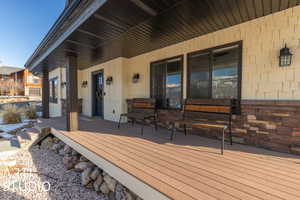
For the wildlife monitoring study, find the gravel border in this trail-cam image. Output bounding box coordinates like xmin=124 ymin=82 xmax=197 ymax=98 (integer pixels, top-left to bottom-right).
xmin=0 ymin=146 xmax=107 ymax=200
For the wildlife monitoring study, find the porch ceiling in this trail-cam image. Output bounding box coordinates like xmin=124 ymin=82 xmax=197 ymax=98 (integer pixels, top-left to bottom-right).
xmin=27 ymin=0 xmax=300 ymax=73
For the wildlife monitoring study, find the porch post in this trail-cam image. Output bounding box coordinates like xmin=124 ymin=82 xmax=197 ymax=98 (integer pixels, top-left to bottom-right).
xmin=42 ymin=66 xmax=49 ymax=118
xmin=66 ymin=53 xmax=78 ymax=131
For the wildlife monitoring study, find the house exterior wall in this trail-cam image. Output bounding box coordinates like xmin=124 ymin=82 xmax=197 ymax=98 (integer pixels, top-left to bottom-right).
xmin=0 ymin=70 xmax=24 ymax=96
xmin=49 ymin=68 xmax=63 ymax=117
xmin=49 ymin=6 xmax=300 ymax=154
xmin=78 ymin=57 xmax=128 ymax=121
xmin=125 ymin=6 xmax=300 ymax=100
xmin=24 ymin=69 xmax=42 ymax=97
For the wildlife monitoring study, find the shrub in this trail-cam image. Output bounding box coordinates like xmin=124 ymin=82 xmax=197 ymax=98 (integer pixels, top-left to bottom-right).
xmin=25 ymin=105 xmax=38 ymax=119
xmin=2 ymin=104 xmax=22 ymax=124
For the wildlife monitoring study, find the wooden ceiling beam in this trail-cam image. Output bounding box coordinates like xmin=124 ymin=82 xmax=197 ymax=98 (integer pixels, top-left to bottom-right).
xmin=94 ymin=14 xmax=127 ymax=30
xmin=77 ymin=28 xmax=105 ymax=40
xmin=66 ymin=39 xmax=95 ymax=49
xmin=130 ymin=0 xmax=157 ymax=16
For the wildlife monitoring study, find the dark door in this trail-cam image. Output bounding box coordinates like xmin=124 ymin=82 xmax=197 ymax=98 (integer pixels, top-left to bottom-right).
xmin=92 ymin=70 xmax=104 ymax=117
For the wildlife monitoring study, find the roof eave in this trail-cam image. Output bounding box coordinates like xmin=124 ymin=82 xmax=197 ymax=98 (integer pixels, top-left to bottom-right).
xmin=25 ymin=0 xmax=107 ymax=72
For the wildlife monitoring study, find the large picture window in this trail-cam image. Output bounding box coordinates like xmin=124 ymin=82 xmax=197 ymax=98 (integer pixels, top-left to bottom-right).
xmin=49 ymin=77 xmax=58 ymax=103
xmin=187 ymin=41 xmax=242 ymax=100
xmin=150 ymin=56 xmax=183 ymax=109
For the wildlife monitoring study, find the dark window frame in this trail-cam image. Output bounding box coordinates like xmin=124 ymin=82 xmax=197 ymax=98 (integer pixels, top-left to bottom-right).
xmin=187 ymin=41 xmax=243 ymax=101
xmin=49 ymin=77 xmax=58 ymax=103
xmin=150 ymin=55 xmax=184 ymax=110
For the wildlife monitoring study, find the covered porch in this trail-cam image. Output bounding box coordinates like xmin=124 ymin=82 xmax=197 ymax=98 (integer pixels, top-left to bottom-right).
xmin=38 ymin=117 xmax=300 ymax=200
xmin=25 ymin=0 xmax=300 ymax=154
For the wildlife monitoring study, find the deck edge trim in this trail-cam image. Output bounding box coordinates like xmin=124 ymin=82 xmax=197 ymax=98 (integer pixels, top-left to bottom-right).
xmin=50 ymin=127 xmax=171 ymax=200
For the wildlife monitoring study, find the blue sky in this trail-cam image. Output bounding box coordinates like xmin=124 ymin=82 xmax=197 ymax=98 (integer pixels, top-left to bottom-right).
xmin=0 ymin=0 xmax=65 ymax=67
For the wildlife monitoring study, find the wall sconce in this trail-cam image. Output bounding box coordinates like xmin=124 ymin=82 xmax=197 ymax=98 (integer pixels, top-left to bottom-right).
xmin=106 ymin=76 xmax=113 ymax=85
xmin=81 ymin=81 xmax=88 ymax=88
xmin=279 ymin=44 xmax=293 ymax=67
xmin=132 ymin=73 xmax=140 ymax=83
xmin=61 ymin=82 xmax=67 ymax=88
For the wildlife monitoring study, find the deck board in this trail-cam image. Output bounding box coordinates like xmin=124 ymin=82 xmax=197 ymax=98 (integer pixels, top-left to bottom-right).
xmin=38 ymin=118 xmax=300 ymax=200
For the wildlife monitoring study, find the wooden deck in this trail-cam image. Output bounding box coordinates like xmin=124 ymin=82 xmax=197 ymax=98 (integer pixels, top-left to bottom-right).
xmin=38 ymin=117 xmax=300 ymax=200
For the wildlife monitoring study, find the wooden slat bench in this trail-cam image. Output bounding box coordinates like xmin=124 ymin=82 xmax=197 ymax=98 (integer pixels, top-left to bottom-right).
xmin=170 ymin=99 xmax=238 ymax=154
xmin=118 ymin=98 xmax=157 ymax=135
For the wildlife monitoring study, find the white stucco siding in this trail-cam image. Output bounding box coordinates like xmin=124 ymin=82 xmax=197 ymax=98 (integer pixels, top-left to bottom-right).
xmin=79 ymin=58 xmax=128 ymax=121
xmin=49 ymin=68 xmax=63 ymax=117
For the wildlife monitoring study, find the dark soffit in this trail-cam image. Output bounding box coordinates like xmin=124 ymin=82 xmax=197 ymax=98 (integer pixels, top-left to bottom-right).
xmin=38 ymin=0 xmax=300 ymax=71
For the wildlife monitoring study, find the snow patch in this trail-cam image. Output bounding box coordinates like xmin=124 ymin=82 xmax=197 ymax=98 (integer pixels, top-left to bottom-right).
xmin=0 ymin=132 xmax=14 ymax=139
xmin=0 ymin=122 xmax=28 ymax=132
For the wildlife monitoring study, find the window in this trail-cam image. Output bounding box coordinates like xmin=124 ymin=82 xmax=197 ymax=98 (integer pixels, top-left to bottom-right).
xmin=188 ymin=42 xmax=241 ymax=100
xmin=33 ymin=78 xmax=39 ymax=84
xmin=49 ymin=77 xmax=58 ymax=103
xmin=28 ymin=74 xmax=40 ymax=84
xmin=29 ymin=87 xmax=41 ymax=96
xmin=150 ymin=56 xmax=183 ymax=109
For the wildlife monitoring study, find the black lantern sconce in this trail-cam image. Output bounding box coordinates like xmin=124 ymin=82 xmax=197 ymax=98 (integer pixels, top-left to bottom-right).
xmin=81 ymin=81 xmax=88 ymax=88
xmin=132 ymin=73 xmax=140 ymax=83
xmin=106 ymin=76 xmax=113 ymax=85
xmin=61 ymin=81 xmax=67 ymax=88
xmin=279 ymin=44 xmax=293 ymax=67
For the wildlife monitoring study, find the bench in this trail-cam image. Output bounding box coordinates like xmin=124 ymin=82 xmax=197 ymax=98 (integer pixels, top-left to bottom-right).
xmin=170 ymin=99 xmax=238 ymax=154
xmin=118 ymin=98 xmax=157 ymax=135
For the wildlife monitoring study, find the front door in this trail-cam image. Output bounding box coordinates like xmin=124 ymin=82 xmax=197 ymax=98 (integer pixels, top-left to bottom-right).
xmin=92 ymin=70 xmax=104 ymax=117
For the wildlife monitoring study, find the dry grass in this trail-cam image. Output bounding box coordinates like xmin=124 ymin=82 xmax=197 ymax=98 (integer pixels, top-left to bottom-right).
xmin=2 ymin=104 xmax=22 ymax=124
xmin=25 ymin=105 xmax=37 ymax=119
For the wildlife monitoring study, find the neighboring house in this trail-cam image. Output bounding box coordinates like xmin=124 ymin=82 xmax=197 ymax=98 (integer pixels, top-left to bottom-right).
xmin=25 ymin=0 xmax=300 ymax=153
xmin=0 ymin=66 xmax=25 ymax=96
xmin=0 ymin=66 xmax=41 ymax=97
xmin=23 ymin=68 xmax=42 ymax=98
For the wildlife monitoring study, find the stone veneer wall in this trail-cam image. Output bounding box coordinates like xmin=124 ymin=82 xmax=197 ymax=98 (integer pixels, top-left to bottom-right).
xmin=127 ymin=100 xmax=300 ymax=155
xmin=234 ymin=100 xmax=300 ymax=154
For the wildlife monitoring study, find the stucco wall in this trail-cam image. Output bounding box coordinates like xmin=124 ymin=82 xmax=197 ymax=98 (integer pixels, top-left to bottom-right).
xmin=49 ymin=68 xmax=63 ymax=117
xmin=126 ymin=6 xmax=300 ymax=100
xmin=79 ymin=58 xmax=128 ymax=121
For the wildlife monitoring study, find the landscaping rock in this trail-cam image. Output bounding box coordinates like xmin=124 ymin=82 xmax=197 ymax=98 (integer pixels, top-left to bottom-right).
xmin=51 ymin=142 xmax=64 ymax=153
xmin=115 ymin=183 xmax=126 ymax=200
xmin=63 ymin=154 xmax=78 ymax=170
xmin=79 ymin=155 xmax=89 ymax=162
xmin=74 ymin=162 xmax=94 ymax=172
xmin=100 ymin=182 xmax=110 ymax=194
xmin=125 ymin=191 xmax=134 ymax=200
xmin=58 ymin=148 xmax=65 ymax=156
xmin=71 ymin=149 xmax=79 ymax=156
xmin=40 ymin=137 xmax=53 ymax=149
xmin=109 ymin=192 xmax=116 ymax=200
xmin=104 ymin=174 xmax=117 ymax=192
xmin=85 ymin=181 xmax=93 ymax=189
xmin=63 ymin=145 xmax=72 ymax=154
xmin=53 ymin=137 xmax=60 ymax=143
xmin=90 ymin=167 xmax=101 ymax=180
xmin=81 ymin=168 xmax=93 ymax=186
xmin=93 ymin=174 xmax=104 ymax=192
